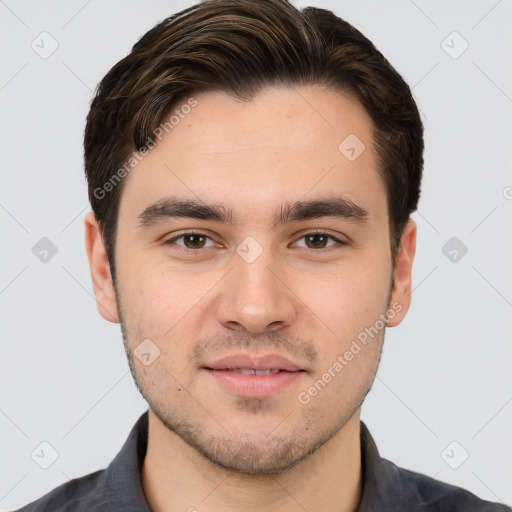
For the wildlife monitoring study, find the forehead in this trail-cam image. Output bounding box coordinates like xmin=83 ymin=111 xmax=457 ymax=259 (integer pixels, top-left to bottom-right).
xmin=172 ymin=85 xmax=375 ymax=157
xmin=118 ymin=85 xmax=386 ymax=225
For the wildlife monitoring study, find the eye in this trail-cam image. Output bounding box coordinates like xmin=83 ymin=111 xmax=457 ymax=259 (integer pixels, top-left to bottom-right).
xmin=292 ymin=232 xmax=346 ymax=250
xmin=163 ymin=231 xmax=347 ymax=253
xmin=164 ymin=232 xmax=217 ymax=251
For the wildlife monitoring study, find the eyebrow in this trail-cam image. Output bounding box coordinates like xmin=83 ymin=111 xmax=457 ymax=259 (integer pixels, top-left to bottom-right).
xmin=137 ymin=195 xmax=369 ymax=230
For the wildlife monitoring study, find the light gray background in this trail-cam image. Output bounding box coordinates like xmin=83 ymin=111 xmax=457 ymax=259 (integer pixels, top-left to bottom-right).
xmin=1 ymin=0 xmax=511 ymax=509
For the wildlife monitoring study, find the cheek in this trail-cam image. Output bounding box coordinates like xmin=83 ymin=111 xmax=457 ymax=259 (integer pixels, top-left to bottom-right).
xmin=115 ymin=262 xmax=181 ymax=338
xmin=293 ymin=264 xmax=391 ymax=339
xmin=116 ymin=258 xmax=224 ymax=343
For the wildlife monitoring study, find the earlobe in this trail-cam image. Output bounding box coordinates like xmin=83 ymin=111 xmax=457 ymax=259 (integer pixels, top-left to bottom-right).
xmin=387 ymin=219 xmax=417 ymax=327
xmin=84 ymin=211 xmax=120 ymax=323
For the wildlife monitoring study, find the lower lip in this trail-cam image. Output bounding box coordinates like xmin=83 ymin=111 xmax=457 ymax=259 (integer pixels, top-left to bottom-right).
xmin=204 ymin=369 xmax=305 ymax=398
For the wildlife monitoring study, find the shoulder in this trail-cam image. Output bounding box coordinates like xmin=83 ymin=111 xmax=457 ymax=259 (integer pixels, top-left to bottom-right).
xmin=387 ymin=459 xmax=511 ymax=511
xmin=13 ymin=412 xmax=150 ymax=512
xmin=12 ymin=470 xmax=107 ymax=512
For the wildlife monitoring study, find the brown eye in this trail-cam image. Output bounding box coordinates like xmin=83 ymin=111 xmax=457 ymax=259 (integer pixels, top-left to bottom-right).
xmin=294 ymin=233 xmax=345 ymax=250
xmin=164 ymin=233 xmax=216 ymax=251
xmin=304 ymin=234 xmax=330 ymax=249
xmin=182 ymin=234 xmax=207 ymax=249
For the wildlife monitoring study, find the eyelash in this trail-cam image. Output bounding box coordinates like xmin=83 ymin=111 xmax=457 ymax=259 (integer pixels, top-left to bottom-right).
xmin=163 ymin=231 xmax=347 ymax=254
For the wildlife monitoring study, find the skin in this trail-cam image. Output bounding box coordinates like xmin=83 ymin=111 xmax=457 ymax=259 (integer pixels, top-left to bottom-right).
xmin=85 ymin=85 xmax=416 ymax=512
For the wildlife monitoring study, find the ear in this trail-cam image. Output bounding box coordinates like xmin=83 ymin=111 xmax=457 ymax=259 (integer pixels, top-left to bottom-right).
xmin=84 ymin=211 xmax=120 ymax=323
xmin=387 ymin=219 xmax=416 ymax=327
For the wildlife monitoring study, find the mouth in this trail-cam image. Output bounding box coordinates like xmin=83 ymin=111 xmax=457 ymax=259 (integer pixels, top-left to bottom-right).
xmin=205 ymin=367 xmax=302 ymax=375
xmin=204 ymin=353 xmax=306 ymax=372
xmin=202 ymin=353 xmax=307 ymax=398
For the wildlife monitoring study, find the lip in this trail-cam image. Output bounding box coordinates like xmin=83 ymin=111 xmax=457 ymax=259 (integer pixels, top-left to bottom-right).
xmin=204 ymin=353 xmax=304 ymax=372
xmin=204 ymin=369 xmax=305 ymax=398
xmin=203 ymin=353 xmax=306 ymax=398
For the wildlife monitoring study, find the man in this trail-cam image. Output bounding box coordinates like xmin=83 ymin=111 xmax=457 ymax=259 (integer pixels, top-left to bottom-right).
xmin=15 ymin=0 xmax=511 ymax=510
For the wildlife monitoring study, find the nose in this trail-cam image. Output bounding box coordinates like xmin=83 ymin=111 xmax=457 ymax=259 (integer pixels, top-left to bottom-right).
xmin=214 ymin=248 xmax=297 ymax=336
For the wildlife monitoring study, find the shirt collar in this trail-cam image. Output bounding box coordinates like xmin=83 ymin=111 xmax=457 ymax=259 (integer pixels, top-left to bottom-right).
xmin=101 ymin=410 xmax=151 ymax=511
xmin=357 ymin=421 xmax=405 ymax=511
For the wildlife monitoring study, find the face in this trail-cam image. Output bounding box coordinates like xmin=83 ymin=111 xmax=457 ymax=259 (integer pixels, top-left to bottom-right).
xmin=86 ymin=85 xmax=415 ymax=474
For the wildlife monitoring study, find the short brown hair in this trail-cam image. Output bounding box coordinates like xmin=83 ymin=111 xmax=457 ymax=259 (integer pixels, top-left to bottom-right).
xmin=84 ymin=0 xmax=423 ymax=280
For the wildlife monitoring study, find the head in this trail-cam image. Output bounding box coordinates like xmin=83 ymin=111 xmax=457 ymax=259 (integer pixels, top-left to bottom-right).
xmin=85 ymin=0 xmax=422 ymax=474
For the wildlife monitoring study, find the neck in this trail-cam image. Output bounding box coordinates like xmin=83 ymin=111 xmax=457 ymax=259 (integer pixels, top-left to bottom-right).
xmin=141 ymin=408 xmax=363 ymax=512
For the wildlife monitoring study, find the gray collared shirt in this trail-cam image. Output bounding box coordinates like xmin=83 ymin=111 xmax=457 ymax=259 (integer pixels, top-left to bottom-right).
xmin=15 ymin=411 xmax=511 ymax=511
